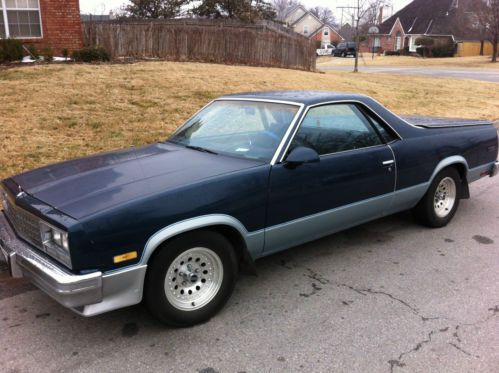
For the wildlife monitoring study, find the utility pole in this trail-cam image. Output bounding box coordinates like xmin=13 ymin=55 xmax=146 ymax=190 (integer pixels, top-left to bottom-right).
xmin=354 ymin=0 xmax=360 ymax=72
xmin=336 ymin=6 xmax=356 ymax=27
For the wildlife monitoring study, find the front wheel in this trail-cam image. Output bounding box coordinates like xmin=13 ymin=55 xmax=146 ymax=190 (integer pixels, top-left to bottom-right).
xmin=144 ymin=230 xmax=238 ymax=326
xmin=412 ymin=168 xmax=462 ymax=227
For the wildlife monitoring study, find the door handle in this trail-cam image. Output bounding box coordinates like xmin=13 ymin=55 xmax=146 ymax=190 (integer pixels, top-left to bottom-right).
xmin=382 ymin=160 xmax=394 ymax=166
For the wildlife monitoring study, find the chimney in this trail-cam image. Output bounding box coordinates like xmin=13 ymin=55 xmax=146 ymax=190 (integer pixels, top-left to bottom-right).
xmin=378 ymin=7 xmax=383 ymax=24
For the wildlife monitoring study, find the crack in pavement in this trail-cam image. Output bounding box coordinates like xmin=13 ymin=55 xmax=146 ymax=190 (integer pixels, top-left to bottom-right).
xmin=388 ymin=328 xmax=441 ymax=373
xmin=297 ymin=267 xmax=498 ymax=372
xmin=301 ymin=267 xmax=446 ymax=322
xmin=449 ymin=342 xmax=476 ymax=358
xmin=388 ymin=309 xmax=497 ymax=372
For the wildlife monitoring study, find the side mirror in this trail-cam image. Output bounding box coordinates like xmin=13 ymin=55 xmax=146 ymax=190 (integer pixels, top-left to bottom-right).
xmin=284 ymin=146 xmax=320 ymax=168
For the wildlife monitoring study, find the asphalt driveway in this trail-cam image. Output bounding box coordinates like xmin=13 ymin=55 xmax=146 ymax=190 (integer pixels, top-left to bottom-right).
xmin=1 ymin=176 xmax=498 ymax=372
xmin=319 ymin=65 xmax=499 ymax=83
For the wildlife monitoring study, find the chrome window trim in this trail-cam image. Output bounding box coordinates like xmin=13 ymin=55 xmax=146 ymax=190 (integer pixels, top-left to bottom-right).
xmin=170 ymin=98 xmax=305 ymax=166
xmin=315 ymin=143 xmax=388 ymax=159
xmin=277 ymin=100 xmax=404 ymax=164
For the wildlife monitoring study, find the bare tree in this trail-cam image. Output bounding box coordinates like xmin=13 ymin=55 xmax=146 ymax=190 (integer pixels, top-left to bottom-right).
xmin=272 ymin=0 xmax=301 ymax=22
xmin=121 ymin=0 xmax=188 ymax=19
xmin=352 ymin=0 xmax=391 ymax=72
xmin=472 ymin=0 xmax=499 ymax=62
xmin=309 ymin=6 xmax=337 ymax=26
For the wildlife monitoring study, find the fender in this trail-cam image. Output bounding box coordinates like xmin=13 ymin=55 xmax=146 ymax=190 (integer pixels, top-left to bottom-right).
xmin=428 ymin=155 xmax=469 ymax=185
xmin=141 ymin=214 xmax=265 ymax=265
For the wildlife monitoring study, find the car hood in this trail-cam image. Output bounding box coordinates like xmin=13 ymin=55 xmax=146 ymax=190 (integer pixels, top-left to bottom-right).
xmin=9 ymin=143 xmax=263 ymax=219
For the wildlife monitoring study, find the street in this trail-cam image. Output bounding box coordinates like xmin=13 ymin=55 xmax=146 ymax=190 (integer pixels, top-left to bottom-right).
xmin=319 ymin=64 xmax=499 ymax=83
xmin=1 ymin=176 xmax=498 ymax=372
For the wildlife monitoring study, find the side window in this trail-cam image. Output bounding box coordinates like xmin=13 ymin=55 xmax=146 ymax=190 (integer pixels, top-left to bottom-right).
xmin=290 ymin=104 xmax=383 ymax=156
xmin=361 ymin=108 xmax=398 ymax=143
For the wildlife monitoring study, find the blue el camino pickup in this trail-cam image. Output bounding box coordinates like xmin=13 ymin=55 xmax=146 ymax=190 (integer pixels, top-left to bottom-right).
xmin=1 ymin=91 xmax=498 ymax=326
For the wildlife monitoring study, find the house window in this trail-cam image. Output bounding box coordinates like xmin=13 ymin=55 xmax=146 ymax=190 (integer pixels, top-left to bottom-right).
xmin=303 ymin=25 xmax=309 ymax=35
xmin=0 ymin=0 xmax=42 ymax=39
xmin=374 ymin=36 xmax=380 ymax=47
xmin=395 ymin=31 xmax=402 ymax=50
xmin=323 ymin=28 xmax=329 ymax=36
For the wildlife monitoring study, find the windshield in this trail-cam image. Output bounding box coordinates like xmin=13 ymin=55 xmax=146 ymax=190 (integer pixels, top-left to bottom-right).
xmin=168 ymin=100 xmax=300 ymax=161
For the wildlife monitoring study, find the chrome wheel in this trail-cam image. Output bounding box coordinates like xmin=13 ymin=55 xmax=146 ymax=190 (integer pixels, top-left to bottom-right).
xmin=164 ymin=247 xmax=223 ymax=311
xmin=433 ymin=177 xmax=457 ymax=218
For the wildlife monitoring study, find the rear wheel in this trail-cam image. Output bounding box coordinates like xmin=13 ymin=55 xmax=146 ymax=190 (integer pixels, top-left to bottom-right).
xmin=145 ymin=230 xmax=238 ymax=326
xmin=412 ymin=168 xmax=462 ymax=227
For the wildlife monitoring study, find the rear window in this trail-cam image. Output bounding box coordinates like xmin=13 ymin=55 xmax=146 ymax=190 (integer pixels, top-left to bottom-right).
xmin=338 ymin=43 xmax=346 ymax=48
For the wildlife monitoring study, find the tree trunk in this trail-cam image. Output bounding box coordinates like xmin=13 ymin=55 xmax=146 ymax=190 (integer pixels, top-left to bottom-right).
xmin=480 ymin=40 xmax=484 ymax=56
xmin=493 ymin=35 xmax=498 ymax=63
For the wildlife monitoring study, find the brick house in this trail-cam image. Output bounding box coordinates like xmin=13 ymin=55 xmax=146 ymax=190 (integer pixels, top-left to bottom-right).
xmin=0 ymin=0 xmax=83 ymax=53
xmin=364 ymin=0 xmax=493 ymax=56
xmin=284 ymin=5 xmax=343 ymax=47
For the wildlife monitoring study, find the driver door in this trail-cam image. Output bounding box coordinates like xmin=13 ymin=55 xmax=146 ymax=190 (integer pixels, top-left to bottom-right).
xmin=264 ymin=103 xmax=396 ymax=254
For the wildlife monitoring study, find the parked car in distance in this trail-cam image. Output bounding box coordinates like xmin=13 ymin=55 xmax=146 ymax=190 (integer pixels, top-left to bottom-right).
xmin=333 ymin=42 xmax=357 ymax=57
xmin=1 ymin=91 xmax=498 ymax=327
xmin=316 ymin=44 xmax=336 ymax=56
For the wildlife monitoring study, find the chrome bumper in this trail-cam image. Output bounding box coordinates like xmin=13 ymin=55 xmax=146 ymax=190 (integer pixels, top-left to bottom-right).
xmin=0 ymin=212 xmax=147 ymax=316
xmin=492 ymin=161 xmax=499 ymax=177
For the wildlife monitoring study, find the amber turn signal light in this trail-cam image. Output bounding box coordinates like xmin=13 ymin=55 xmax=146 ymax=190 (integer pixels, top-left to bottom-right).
xmin=113 ymin=251 xmax=138 ymax=263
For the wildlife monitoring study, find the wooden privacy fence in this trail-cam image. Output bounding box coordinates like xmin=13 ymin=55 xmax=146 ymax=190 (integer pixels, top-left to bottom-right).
xmin=82 ymin=20 xmax=316 ymax=71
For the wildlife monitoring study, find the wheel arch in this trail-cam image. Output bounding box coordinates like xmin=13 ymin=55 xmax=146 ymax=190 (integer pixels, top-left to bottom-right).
xmin=427 ymin=156 xmax=470 ymax=199
xmin=141 ymin=215 xmax=263 ymax=271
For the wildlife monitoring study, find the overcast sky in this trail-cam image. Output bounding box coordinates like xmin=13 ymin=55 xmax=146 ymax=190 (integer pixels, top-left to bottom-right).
xmin=80 ymin=0 xmax=413 ymax=18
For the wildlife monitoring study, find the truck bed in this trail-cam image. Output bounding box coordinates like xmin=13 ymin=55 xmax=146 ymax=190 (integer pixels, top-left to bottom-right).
xmin=401 ymin=116 xmax=492 ymax=128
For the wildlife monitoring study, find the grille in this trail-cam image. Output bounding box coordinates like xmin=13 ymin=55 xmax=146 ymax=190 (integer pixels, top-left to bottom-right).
xmin=3 ymin=196 xmax=43 ymax=249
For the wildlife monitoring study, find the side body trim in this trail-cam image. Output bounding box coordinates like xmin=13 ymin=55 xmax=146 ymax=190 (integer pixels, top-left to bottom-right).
xmin=467 ymin=162 xmax=497 ymax=183
xmin=428 ymin=155 xmax=469 ymax=183
xmin=262 ymin=182 xmax=429 ymax=257
xmin=142 ymin=214 xmax=265 ymax=264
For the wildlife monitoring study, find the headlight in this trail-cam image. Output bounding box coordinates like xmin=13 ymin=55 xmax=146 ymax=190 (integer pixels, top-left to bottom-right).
xmin=40 ymin=221 xmax=72 ymax=268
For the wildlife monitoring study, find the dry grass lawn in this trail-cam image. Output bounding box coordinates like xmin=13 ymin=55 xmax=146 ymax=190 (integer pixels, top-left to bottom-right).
xmin=1 ymin=61 xmax=498 ymax=179
xmin=317 ymin=55 xmax=499 ymax=69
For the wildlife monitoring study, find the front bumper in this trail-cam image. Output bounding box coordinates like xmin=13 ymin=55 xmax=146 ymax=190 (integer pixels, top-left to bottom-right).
xmin=492 ymin=161 xmax=499 ymax=177
xmin=0 ymin=212 xmax=147 ymax=316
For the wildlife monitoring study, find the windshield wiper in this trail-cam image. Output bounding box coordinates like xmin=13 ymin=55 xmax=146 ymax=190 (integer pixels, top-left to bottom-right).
xmin=185 ymin=145 xmax=218 ymax=155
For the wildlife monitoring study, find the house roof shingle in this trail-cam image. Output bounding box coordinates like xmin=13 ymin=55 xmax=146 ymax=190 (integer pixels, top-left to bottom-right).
xmin=377 ymin=0 xmax=481 ymax=39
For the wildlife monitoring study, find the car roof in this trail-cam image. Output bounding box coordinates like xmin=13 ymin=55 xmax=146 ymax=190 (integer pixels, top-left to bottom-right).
xmin=219 ymin=90 xmax=369 ymax=106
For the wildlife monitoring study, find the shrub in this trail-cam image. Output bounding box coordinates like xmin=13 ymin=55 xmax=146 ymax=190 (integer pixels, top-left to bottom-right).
xmin=72 ymin=47 xmax=110 ymax=62
xmin=431 ymin=44 xmax=455 ymax=58
xmin=0 ymin=39 xmax=24 ymax=63
xmin=416 ymin=46 xmax=430 ymax=57
xmin=61 ymin=48 xmax=69 ymax=59
xmin=400 ymin=46 xmax=410 ymax=56
xmin=42 ymin=47 xmax=54 ymax=62
xmin=415 ymin=37 xmax=434 ymax=47
xmin=385 ymin=50 xmax=400 ymax=56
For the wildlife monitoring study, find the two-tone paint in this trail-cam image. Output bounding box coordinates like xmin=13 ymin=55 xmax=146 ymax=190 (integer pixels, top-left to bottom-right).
xmin=1 ymin=91 xmax=498 ymax=316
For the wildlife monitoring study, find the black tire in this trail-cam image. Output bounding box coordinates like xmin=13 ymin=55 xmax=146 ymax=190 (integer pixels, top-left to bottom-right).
xmin=144 ymin=230 xmax=238 ymax=327
xmin=412 ymin=167 xmax=462 ymax=228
